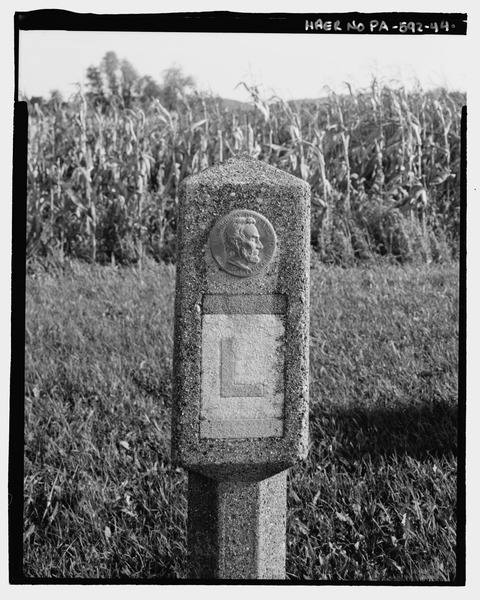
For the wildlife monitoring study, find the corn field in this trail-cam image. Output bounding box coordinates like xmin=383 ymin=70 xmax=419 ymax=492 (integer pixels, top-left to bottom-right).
xmin=25 ymin=82 xmax=464 ymax=266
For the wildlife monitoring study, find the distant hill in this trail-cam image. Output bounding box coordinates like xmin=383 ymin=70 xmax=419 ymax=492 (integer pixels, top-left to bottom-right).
xmin=217 ymin=96 xmax=330 ymax=112
xmin=216 ymin=98 xmax=252 ymax=111
xmin=291 ymin=97 xmax=331 ymax=106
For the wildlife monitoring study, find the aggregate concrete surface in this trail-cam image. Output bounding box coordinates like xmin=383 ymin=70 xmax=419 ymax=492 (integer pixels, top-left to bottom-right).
xmin=172 ymin=154 xmax=310 ymax=481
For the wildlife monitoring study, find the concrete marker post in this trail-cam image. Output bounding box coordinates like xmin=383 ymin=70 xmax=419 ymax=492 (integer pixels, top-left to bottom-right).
xmin=172 ymin=155 xmax=310 ymax=579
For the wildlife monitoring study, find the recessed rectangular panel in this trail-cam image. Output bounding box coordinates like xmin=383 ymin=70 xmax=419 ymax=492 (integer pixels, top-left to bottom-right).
xmin=201 ymin=313 xmax=285 ymax=439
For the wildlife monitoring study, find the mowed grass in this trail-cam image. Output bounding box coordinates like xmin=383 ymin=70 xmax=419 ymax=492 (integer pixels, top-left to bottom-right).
xmin=22 ymin=259 xmax=459 ymax=581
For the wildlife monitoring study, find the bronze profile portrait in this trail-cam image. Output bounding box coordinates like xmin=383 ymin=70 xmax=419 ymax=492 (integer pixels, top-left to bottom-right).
xmin=209 ymin=209 xmax=277 ymax=278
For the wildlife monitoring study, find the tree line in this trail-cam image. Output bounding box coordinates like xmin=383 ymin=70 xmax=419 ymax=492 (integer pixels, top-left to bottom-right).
xmin=26 ymin=52 xmax=197 ymax=111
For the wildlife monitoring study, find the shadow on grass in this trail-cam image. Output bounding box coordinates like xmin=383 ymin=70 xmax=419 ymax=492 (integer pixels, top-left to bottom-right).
xmin=309 ymin=399 xmax=458 ymax=462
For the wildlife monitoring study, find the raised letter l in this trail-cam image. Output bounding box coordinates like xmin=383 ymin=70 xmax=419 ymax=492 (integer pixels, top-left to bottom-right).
xmin=220 ymin=337 xmax=265 ymax=398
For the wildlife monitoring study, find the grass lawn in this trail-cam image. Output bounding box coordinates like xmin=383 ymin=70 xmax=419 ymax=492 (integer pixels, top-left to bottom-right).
xmin=21 ymin=259 xmax=460 ymax=581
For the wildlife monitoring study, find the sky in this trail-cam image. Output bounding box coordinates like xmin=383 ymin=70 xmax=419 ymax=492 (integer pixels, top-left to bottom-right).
xmin=18 ymin=29 xmax=467 ymax=102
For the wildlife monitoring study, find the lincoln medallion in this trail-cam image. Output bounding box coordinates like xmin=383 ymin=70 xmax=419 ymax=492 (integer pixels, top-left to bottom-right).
xmin=209 ymin=209 xmax=277 ymax=278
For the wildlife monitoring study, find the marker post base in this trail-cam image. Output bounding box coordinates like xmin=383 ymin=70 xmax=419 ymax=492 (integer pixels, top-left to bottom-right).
xmin=187 ymin=470 xmax=287 ymax=580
